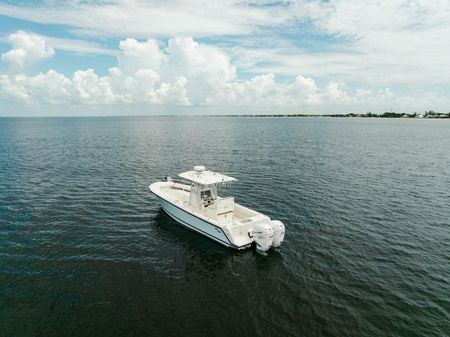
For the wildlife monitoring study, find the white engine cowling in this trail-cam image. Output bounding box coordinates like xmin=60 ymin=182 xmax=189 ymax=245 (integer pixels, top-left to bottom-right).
xmin=253 ymin=223 xmax=273 ymax=252
xmin=270 ymin=220 xmax=285 ymax=248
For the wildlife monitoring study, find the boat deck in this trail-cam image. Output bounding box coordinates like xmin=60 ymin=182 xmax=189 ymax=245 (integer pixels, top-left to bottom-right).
xmin=151 ymin=182 xmax=268 ymax=228
xmin=150 ymin=180 xmax=273 ymax=248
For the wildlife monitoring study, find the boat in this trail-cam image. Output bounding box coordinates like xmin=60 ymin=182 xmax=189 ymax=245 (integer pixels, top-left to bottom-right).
xmin=149 ymin=166 xmax=285 ymax=252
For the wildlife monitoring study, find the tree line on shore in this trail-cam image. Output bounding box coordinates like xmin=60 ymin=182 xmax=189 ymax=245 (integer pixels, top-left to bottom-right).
xmin=328 ymin=111 xmax=450 ymax=118
xmin=220 ymin=111 xmax=450 ymax=118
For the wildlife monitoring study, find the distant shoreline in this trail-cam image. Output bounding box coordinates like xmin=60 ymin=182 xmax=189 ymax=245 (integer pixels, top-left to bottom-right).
xmin=213 ymin=112 xmax=450 ymax=119
xmin=1 ymin=112 xmax=450 ymax=119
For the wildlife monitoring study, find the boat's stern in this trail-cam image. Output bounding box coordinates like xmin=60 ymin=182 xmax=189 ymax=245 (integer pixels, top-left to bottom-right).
xmin=226 ymin=208 xmax=286 ymax=252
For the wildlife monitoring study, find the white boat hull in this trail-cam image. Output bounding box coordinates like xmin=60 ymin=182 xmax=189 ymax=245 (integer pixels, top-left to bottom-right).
xmin=157 ymin=196 xmax=244 ymax=249
xmin=149 ymin=176 xmax=282 ymax=251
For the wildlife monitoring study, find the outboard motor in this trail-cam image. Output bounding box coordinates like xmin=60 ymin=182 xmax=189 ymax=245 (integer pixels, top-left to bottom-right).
xmin=270 ymin=220 xmax=285 ymax=248
xmin=253 ymin=223 xmax=273 ymax=252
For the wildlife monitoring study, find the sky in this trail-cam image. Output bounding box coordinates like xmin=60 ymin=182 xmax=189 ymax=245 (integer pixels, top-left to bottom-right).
xmin=0 ymin=0 xmax=449 ymax=116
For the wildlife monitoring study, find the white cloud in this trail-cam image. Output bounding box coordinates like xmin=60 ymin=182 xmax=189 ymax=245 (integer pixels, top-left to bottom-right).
xmin=157 ymin=76 xmax=190 ymax=106
xmin=114 ymin=37 xmax=235 ymax=103
xmin=42 ymin=36 xmax=116 ymax=56
xmin=0 ymin=74 xmax=31 ymax=103
xmin=0 ymin=32 xmax=116 ymax=57
xmin=118 ymin=38 xmax=164 ymax=73
xmin=163 ymin=37 xmax=236 ymax=103
xmin=1 ymin=34 xmax=449 ymax=113
xmin=0 ymin=70 xmax=72 ymax=104
xmin=0 ymin=1 xmax=290 ymax=38
xmin=72 ymin=69 xmax=117 ymax=104
xmin=1 ymin=31 xmax=54 ymax=70
xmin=225 ymin=1 xmax=450 ymax=88
xmin=1 ymin=0 xmax=450 ymax=91
xmin=1 ymin=65 xmax=449 ymax=113
xmin=292 ymin=0 xmax=450 ymax=86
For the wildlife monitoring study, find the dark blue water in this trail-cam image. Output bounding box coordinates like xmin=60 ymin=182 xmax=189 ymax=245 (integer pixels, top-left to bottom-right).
xmin=1 ymin=116 xmax=449 ymax=337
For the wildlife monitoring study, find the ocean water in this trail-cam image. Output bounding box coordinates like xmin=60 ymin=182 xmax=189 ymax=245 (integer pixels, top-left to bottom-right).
xmin=0 ymin=116 xmax=449 ymax=337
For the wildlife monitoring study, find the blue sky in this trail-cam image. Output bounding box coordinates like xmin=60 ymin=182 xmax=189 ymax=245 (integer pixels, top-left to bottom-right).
xmin=0 ymin=0 xmax=449 ymax=115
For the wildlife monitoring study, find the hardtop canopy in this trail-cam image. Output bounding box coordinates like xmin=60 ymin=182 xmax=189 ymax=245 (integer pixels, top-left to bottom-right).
xmin=178 ymin=167 xmax=236 ymax=186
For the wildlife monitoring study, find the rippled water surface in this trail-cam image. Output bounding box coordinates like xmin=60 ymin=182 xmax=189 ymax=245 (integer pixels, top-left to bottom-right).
xmin=1 ymin=116 xmax=449 ymax=337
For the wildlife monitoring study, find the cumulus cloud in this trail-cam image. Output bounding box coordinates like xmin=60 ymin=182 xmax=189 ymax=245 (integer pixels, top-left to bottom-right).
xmin=118 ymin=38 xmax=164 ymax=73
xmin=1 ymin=31 xmax=54 ymax=71
xmin=1 ymin=35 xmax=449 ymax=113
xmin=163 ymin=37 xmax=236 ymax=103
xmin=1 ymin=0 xmax=450 ymax=97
